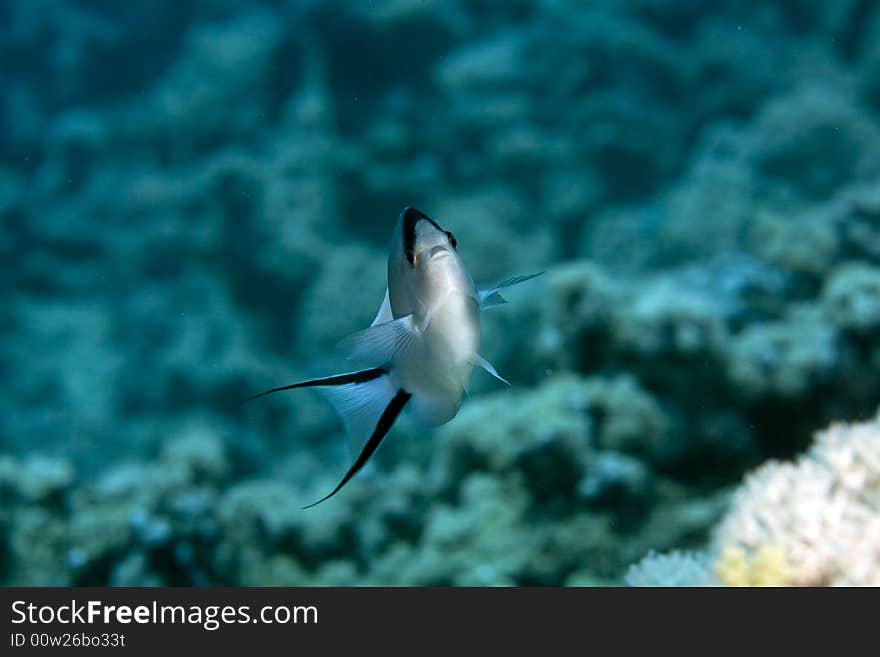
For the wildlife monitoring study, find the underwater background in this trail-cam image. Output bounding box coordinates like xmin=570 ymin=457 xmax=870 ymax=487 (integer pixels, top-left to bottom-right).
xmin=2 ymin=0 xmax=880 ymax=586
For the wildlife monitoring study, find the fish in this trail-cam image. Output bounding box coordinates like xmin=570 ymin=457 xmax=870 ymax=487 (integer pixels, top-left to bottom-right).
xmin=249 ymin=207 xmax=542 ymax=507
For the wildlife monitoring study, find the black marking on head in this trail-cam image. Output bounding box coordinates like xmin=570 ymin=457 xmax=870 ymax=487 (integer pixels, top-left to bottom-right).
xmin=446 ymin=231 xmax=457 ymax=249
xmin=400 ymin=206 xmax=444 ymax=266
xmin=245 ymin=367 xmax=388 ymax=403
xmin=302 ymin=389 xmax=412 ymax=508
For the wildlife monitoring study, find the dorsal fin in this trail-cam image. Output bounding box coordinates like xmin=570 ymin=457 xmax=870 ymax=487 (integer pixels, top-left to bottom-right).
xmin=371 ymin=289 xmax=393 ymax=326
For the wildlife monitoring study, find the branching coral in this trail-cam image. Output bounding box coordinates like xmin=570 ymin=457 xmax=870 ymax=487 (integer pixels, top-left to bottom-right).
xmin=714 ymin=415 xmax=880 ymax=586
xmin=624 ymin=550 xmax=715 ymax=587
xmin=628 ymin=414 xmax=880 ymax=586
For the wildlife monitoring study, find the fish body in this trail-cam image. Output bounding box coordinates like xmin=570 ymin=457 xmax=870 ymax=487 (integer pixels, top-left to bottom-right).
xmin=386 ymin=209 xmax=480 ymax=424
xmin=250 ymin=207 xmax=541 ymax=507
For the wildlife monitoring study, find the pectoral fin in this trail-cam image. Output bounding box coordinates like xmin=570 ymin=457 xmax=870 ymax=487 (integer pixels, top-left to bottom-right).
xmin=477 ymin=272 xmax=544 ymax=309
xmin=338 ymin=314 xmax=420 ymax=365
xmin=479 ymin=290 xmax=508 ymax=308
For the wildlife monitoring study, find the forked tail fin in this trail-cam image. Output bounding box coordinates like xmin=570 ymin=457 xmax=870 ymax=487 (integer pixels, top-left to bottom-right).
xmin=303 ymin=389 xmax=411 ymax=508
xmin=247 ymin=368 xmax=411 ymax=507
xmin=245 ymin=368 xmax=389 ymax=402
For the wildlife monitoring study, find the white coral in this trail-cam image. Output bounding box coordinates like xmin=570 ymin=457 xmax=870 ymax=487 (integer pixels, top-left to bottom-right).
xmin=624 ymin=551 xmax=715 ymax=587
xmin=714 ymin=416 xmax=880 ymax=586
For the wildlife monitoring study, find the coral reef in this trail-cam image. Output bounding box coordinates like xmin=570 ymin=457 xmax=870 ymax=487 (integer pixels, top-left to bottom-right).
xmin=626 ymin=415 xmax=880 ymax=586
xmin=0 ymin=377 xmax=726 ymax=586
xmin=3 ymin=1 xmax=880 ymax=585
xmin=624 ymin=551 xmax=715 ymax=587
xmin=712 ymin=417 xmax=880 ymax=586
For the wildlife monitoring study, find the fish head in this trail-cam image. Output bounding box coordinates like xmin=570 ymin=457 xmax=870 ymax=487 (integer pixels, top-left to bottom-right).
xmin=388 ymin=207 xmax=468 ymax=316
xmin=395 ymin=206 xmax=457 ymax=266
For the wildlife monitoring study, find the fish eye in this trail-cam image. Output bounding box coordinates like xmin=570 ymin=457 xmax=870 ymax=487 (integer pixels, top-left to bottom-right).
xmin=405 ymin=249 xmax=416 ymax=267
xmin=446 ymin=231 xmax=457 ymax=249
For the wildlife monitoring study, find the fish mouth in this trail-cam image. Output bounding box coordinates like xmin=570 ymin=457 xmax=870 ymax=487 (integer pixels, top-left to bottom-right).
xmin=429 ymin=245 xmax=451 ymax=259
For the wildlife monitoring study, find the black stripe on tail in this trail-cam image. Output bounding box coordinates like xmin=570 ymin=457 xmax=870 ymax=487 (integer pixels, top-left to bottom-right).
xmin=302 ymin=389 xmax=412 ymax=509
xmin=245 ymin=367 xmax=388 ymax=403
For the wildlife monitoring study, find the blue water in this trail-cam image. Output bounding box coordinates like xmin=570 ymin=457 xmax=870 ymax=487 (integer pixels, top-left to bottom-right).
xmin=2 ymin=0 xmax=879 ymax=586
